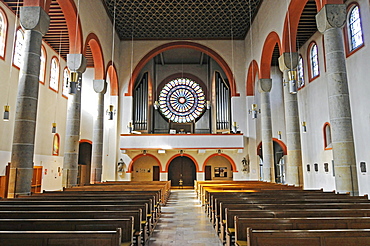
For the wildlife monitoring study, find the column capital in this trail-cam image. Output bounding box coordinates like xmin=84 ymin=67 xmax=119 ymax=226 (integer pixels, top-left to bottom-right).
xmin=93 ymin=79 xmax=107 ymax=94
xmin=258 ymin=79 xmax=272 ymax=93
xmin=67 ymin=54 xmax=87 ymax=73
xmin=316 ymin=4 xmax=346 ymax=33
xmin=20 ymin=6 xmax=49 ymax=35
xmin=278 ymin=52 xmax=298 ymax=72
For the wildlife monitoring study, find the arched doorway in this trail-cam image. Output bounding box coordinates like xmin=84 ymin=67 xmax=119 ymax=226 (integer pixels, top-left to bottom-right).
xmin=168 ymin=156 xmax=196 ymax=187
xmin=78 ymin=142 xmax=92 ymax=185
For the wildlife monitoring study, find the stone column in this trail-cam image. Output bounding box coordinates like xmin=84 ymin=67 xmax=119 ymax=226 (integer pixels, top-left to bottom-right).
xmin=278 ymin=53 xmax=303 ymax=186
xmin=62 ymin=54 xmax=87 ymax=188
xmin=8 ymin=7 xmax=49 ymax=198
xmin=258 ymin=79 xmax=275 ymax=182
xmin=90 ymin=79 xmax=107 ymax=183
xmin=316 ymin=4 xmax=359 ymax=195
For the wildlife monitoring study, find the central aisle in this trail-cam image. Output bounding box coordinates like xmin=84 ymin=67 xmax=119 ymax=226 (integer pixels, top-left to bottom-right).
xmin=148 ymin=189 xmax=223 ymax=246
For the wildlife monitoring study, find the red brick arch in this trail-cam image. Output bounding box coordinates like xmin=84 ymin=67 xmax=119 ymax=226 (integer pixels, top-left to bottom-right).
xmin=84 ymin=33 xmax=104 ymax=80
xmin=260 ymin=32 xmax=282 ymax=79
xmin=246 ymin=60 xmax=259 ymax=96
xmin=106 ymin=62 xmax=119 ymax=96
xmin=125 ymin=41 xmax=239 ymax=97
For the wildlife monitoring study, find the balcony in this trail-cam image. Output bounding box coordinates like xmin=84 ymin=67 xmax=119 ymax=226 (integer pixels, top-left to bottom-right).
xmin=120 ymin=133 xmax=245 ymax=151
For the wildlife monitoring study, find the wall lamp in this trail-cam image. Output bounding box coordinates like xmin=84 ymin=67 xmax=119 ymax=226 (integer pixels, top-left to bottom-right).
xmin=52 ymin=122 xmax=57 ymax=133
xmin=302 ymin=121 xmax=307 ymax=133
xmin=288 ymin=70 xmax=298 ymax=94
xmin=249 ymin=104 xmax=260 ymax=119
xmin=68 ymin=72 xmax=80 ymax=95
xmin=3 ymin=105 xmax=9 ymax=121
xmin=106 ymin=105 xmax=116 ymax=120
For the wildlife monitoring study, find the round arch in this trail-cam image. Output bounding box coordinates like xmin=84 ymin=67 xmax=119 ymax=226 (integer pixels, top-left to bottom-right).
xmin=57 ymin=0 xmax=83 ymax=54
xmin=257 ymin=138 xmax=288 ymax=156
xmin=282 ymin=0 xmax=322 ymax=53
xmin=125 ymin=41 xmax=239 ymax=97
xmin=260 ymin=32 xmax=282 ymax=79
xmin=84 ymin=33 xmax=105 ymax=80
xmin=165 ymin=153 xmax=200 ymax=172
xmin=79 ymin=139 xmax=92 ymax=144
xmin=203 ymin=153 xmax=238 ymax=173
xmin=106 ymin=62 xmax=119 ymax=96
xmin=126 ymin=153 xmax=162 ymax=174
xmin=246 ymin=60 xmax=259 ymax=96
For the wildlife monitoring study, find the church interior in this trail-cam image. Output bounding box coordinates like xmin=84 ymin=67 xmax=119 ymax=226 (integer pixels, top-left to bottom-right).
xmin=1 ymin=0 xmax=370 ymax=244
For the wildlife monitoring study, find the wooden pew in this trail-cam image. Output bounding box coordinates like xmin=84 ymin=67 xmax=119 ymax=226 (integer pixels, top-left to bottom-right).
xmin=240 ymin=228 xmax=370 ymax=246
xmin=0 ymin=218 xmax=133 ymax=245
xmin=234 ymin=216 xmax=370 ymax=246
xmin=0 ymin=229 xmax=122 ymax=246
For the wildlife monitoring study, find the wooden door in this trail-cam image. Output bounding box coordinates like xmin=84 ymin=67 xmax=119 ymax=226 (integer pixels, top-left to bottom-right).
xmin=31 ymin=166 xmax=42 ymax=193
xmin=168 ymin=156 xmax=196 ymax=187
xmin=205 ymin=165 xmax=212 ymax=180
xmin=153 ymin=166 xmax=160 ymax=181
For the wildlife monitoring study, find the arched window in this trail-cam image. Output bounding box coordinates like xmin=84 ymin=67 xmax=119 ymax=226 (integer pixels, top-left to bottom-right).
xmin=39 ymin=45 xmax=46 ymax=84
xmin=49 ymin=57 xmax=60 ymax=92
xmin=52 ymin=133 xmax=60 ymax=156
xmin=13 ymin=28 xmax=24 ymax=68
xmin=297 ymin=55 xmax=305 ymax=89
xmin=348 ymin=4 xmax=363 ymax=52
xmin=323 ymin=122 xmax=332 ymax=150
xmin=308 ymin=42 xmax=319 ymax=80
xmin=0 ymin=8 xmax=7 ymax=59
xmin=62 ymin=67 xmax=69 ymax=98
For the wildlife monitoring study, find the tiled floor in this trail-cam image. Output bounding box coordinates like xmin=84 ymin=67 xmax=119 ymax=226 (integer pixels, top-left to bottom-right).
xmin=148 ymin=189 xmax=223 ymax=246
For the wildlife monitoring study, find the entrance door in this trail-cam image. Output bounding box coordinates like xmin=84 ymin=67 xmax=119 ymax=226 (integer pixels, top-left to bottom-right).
xmin=168 ymin=156 xmax=196 ymax=187
xmin=153 ymin=166 xmax=160 ymax=181
xmin=205 ymin=166 xmax=212 ymax=180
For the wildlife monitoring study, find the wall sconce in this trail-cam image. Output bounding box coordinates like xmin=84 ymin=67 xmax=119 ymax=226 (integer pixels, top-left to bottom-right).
xmin=179 ymin=150 xmax=184 ymax=156
xmin=142 ymin=150 xmax=147 ymax=155
xmin=288 ymin=70 xmax=298 ymax=94
xmin=232 ymin=122 xmax=238 ymax=133
xmin=3 ymin=105 xmax=9 ymax=121
xmin=217 ymin=149 xmax=222 ymax=155
xmin=52 ymin=122 xmax=57 ymax=133
xmin=68 ymin=71 xmax=80 ymax=95
xmin=106 ymin=105 xmax=116 ymax=120
xmin=206 ymin=100 xmax=211 ymax=110
xmin=153 ymin=100 xmax=159 ymax=110
xmin=301 ymin=121 xmax=307 ymax=132
xmin=278 ymin=131 xmax=282 ymax=140
xmin=117 ymin=158 xmax=125 ymax=172
xmin=249 ymin=104 xmax=260 ymax=119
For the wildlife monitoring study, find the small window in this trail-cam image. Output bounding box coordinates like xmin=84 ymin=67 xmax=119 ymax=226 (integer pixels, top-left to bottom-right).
xmin=49 ymin=57 xmax=60 ymax=92
xmin=307 ymin=164 xmax=310 ymax=172
xmin=323 ymin=122 xmax=332 ymax=150
xmin=324 ymin=163 xmax=329 ymax=173
xmin=13 ymin=28 xmax=24 ymax=68
xmin=360 ymin=162 xmax=366 ymax=173
xmin=62 ymin=67 xmax=69 ymax=98
xmin=0 ymin=8 xmax=8 ymax=59
xmin=297 ymin=55 xmax=305 ymax=88
xmin=348 ymin=5 xmax=363 ymax=52
xmin=309 ymin=42 xmax=319 ymax=80
xmin=52 ymin=133 xmax=60 ymax=156
xmin=39 ymin=45 xmax=46 ymax=84
xmin=314 ymin=163 xmax=318 ymax=172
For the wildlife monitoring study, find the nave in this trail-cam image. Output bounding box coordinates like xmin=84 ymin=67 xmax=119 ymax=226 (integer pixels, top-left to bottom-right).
xmin=148 ymin=189 xmax=223 ymax=246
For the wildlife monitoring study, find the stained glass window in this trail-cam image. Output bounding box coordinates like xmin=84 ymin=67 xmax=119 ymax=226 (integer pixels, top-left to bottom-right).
xmin=297 ymin=55 xmax=304 ymax=88
xmin=348 ymin=5 xmax=363 ymax=51
xmin=49 ymin=57 xmax=60 ymax=92
xmin=310 ymin=43 xmax=319 ymax=78
xmin=158 ymin=78 xmax=206 ymax=123
xmin=0 ymin=10 xmax=7 ymax=58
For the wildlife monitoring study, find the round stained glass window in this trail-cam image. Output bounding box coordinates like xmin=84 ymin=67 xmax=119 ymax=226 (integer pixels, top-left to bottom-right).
xmin=158 ymin=78 xmax=206 ymax=123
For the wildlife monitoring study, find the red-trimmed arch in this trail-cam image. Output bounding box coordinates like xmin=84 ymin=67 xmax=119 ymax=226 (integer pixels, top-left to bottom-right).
xmin=246 ymin=60 xmax=259 ymax=96
xmin=125 ymin=41 xmax=239 ymax=97
xmin=106 ymin=62 xmax=119 ymax=96
xmin=203 ymin=153 xmax=238 ymax=173
xmin=282 ymin=0 xmax=321 ymax=53
xmin=79 ymin=139 xmax=92 ymax=144
xmin=126 ymin=153 xmax=162 ymax=174
xmin=260 ymin=32 xmax=282 ymax=79
xmin=165 ymin=153 xmax=200 ymax=173
xmin=57 ymin=0 xmax=83 ymax=54
xmin=257 ymin=138 xmax=288 ymax=156
xmin=84 ymin=33 xmax=104 ymax=80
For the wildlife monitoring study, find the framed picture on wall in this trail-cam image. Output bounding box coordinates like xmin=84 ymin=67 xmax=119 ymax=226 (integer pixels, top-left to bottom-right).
xmin=214 ymin=167 xmax=227 ymax=177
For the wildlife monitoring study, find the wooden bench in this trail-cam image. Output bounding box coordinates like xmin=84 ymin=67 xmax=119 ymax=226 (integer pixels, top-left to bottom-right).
xmin=237 ymin=228 xmax=370 ymax=246
xmin=234 ymin=216 xmax=370 ymax=246
xmin=0 ymin=229 xmax=123 ymax=246
xmin=0 ymin=218 xmax=133 ymax=245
